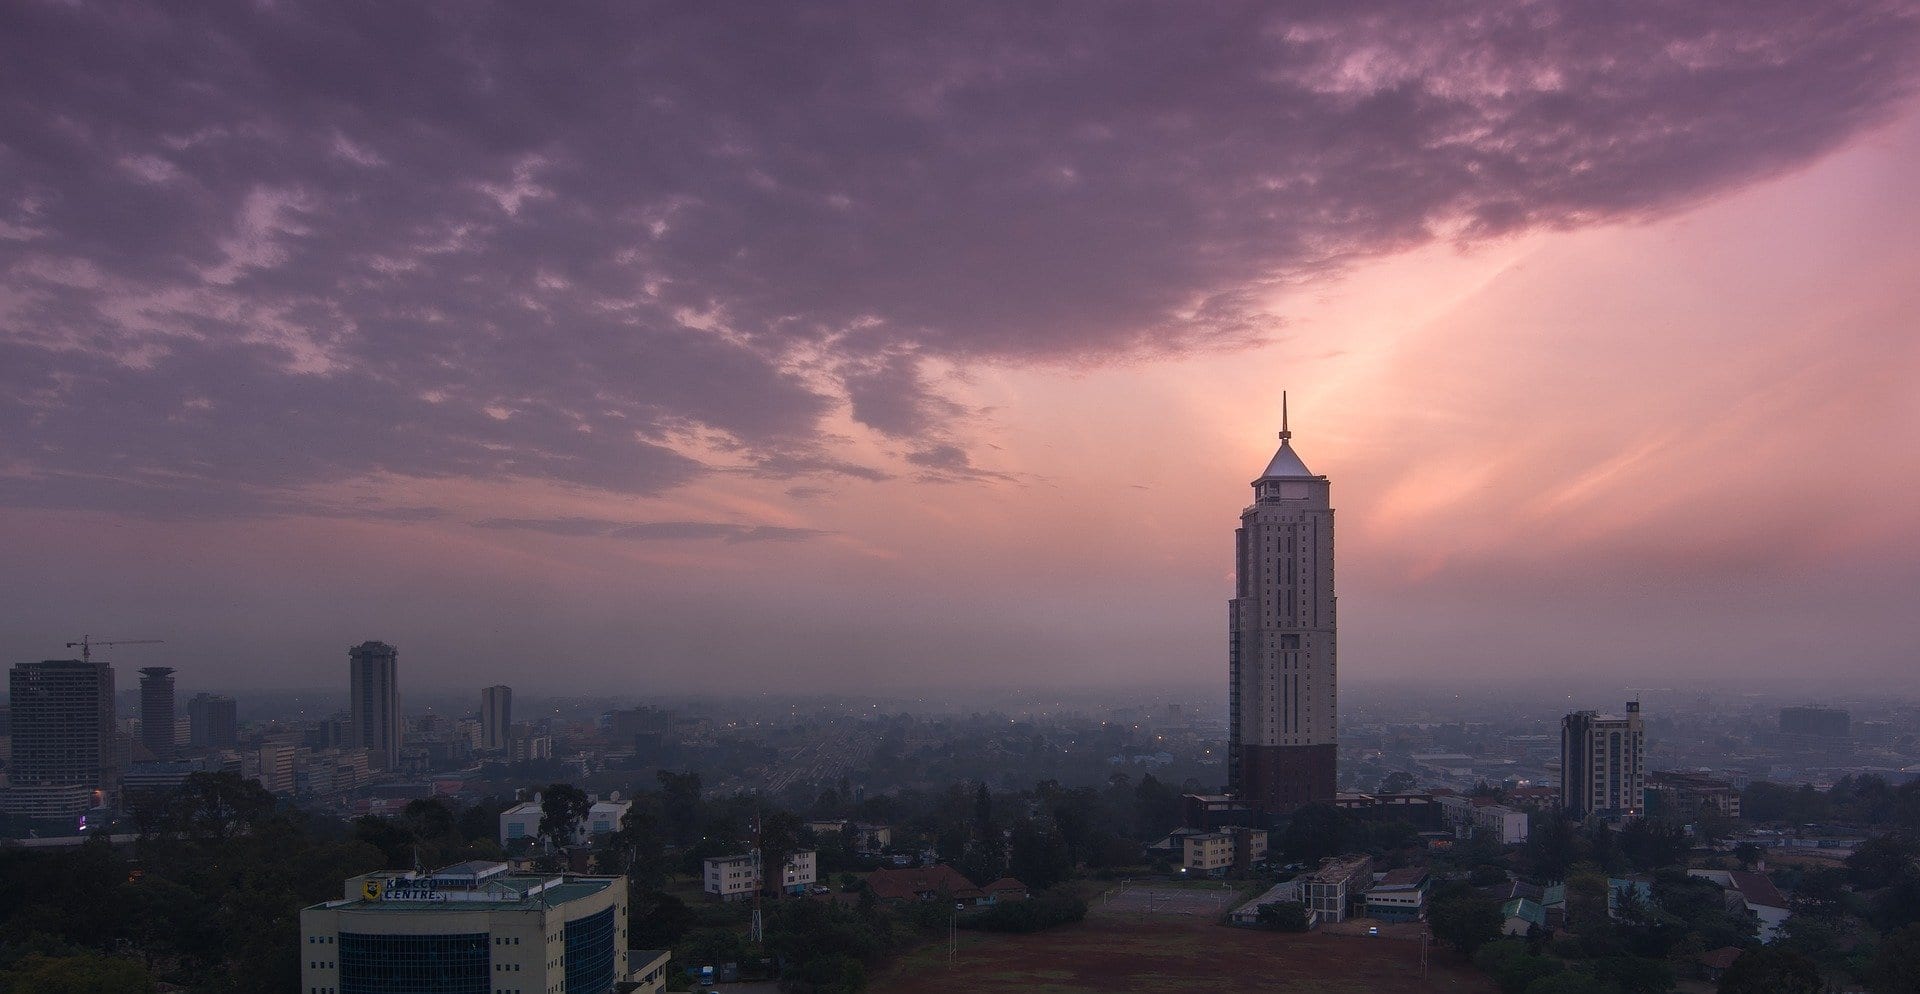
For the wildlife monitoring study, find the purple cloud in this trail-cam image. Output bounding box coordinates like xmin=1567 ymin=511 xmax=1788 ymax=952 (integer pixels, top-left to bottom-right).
xmin=472 ymin=516 xmax=830 ymax=543
xmin=2 ymin=1 xmax=1916 ymax=513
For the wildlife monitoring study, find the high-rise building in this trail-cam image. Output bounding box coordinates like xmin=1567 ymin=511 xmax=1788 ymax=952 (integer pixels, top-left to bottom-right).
xmin=1227 ymin=396 xmax=1338 ymax=814
xmin=1561 ymin=702 xmax=1646 ymax=821
xmin=138 ymin=666 xmax=177 ymax=761
xmin=348 ymin=641 xmax=401 ymax=771
xmin=187 ymin=693 xmax=238 ymax=750
xmin=6 ymin=660 xmax=118 ymax=804
xmin=482 ymin=684 xmax=512 ymax=752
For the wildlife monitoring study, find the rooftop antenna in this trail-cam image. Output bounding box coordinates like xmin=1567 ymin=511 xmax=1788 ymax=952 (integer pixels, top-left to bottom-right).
xmin=1278 ymin=391 xmax=1291 ymax=442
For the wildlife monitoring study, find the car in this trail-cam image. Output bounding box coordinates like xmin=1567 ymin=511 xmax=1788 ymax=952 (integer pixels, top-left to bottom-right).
xmin=1368 ymin=926 xmax=1380 ymax=936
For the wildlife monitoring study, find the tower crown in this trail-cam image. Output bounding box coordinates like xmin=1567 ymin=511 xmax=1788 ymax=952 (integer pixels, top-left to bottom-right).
xmin=1255 ymin=392 xmax=1317 ymax=482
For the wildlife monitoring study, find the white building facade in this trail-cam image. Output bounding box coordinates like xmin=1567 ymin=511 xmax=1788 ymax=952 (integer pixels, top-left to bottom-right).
xmin=702 ymin=850 xmax=817 ymax=900
xmin=1561 ymin=703 xmax=1646 ymax=821
xmin=300 ymin=861 xmax=631 ymax=994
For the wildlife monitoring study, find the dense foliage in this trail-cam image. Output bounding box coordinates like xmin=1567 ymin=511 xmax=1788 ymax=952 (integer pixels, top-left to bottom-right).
xmin=960 ymin=886 xmax=1088 ymax=933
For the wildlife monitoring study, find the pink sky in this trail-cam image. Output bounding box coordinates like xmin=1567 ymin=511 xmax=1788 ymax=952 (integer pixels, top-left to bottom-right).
xmin=3 ymin=4 xmax=1918 ymax=694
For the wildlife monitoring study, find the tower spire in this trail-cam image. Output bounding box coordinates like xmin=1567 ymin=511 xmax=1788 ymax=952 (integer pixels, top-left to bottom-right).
xmin=1279 ymin=391 xmax=1291 ymax=441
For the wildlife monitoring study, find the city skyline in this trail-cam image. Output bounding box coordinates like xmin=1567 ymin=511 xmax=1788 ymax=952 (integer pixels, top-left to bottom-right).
xmin=3 ymin=4 xmax=1920 ymax=694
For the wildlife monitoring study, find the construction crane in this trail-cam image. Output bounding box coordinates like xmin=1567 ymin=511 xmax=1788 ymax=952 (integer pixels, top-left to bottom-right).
xmin=65 ymin=636 xmax=163 ymax=661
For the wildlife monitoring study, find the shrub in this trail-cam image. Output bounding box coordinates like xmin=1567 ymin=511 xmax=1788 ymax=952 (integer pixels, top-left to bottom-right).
xmin=959 ymin=886 xmax=1088 ymax=934
xmin=1255 ymin=901 xmax=1310 ymax=932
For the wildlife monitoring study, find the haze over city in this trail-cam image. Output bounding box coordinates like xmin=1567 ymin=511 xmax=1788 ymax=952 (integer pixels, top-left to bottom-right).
xmin=4 ymin=2 xmax=1919 ymax=694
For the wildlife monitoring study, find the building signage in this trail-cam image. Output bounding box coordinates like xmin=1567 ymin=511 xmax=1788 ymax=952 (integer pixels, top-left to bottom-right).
xmin=364 ymin=877 xmax=447 ymax=902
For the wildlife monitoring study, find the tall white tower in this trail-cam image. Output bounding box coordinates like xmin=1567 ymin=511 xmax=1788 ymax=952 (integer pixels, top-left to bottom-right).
xmin=1228 ymin=395 xmax=1337 ymax=813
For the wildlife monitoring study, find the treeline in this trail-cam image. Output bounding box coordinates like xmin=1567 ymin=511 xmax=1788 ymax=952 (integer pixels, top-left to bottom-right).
xmin=1740 ymin=774 xmax=1920 ymax=830
xmin=1420 ymin=778 xmax=1920 ymax=994
xmin=0 ymin=774 xmax=388 ymax=993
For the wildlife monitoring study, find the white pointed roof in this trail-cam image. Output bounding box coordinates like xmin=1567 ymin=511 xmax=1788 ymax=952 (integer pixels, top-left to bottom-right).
xmin=1258 ymin=439 xmax=1314 ymax=480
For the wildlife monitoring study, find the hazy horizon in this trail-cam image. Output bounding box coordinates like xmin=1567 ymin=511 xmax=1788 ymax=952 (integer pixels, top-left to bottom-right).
xmin=4 ymin=4 xmax=1918 ymax=695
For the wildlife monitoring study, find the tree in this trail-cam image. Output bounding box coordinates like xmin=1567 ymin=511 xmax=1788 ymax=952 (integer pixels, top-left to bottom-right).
xmin=1732 ymin=842 xmax=1764 ymax=871
xmin=1470 ymin=863 xmax=1510 ymax=887
xmin=1133 ymin=774 xmax=1182 ymax=837
xmin=0 ymin=953 xmax=154 ymax=994
xmin=629 ymin=889 xmax=695 ymax=951
xmin=1591 ymin=955 xmax=1674 ymax=994
xmin=1430 ymin=883 xmax=1502 ymax=955
xmin=1870 ymin=923 xmax=1920 ymax=994
xmin=159 ymin=772 xmax=278 ymax=844
xmin=1872 ymin=865 xmax=1920 ymax=933
xmin=958 ymin=840 xmax=1007 ymax=887
xmin=607 ymin=802 xmax=670 ymax=889
xmin=656 ymin=770 xmax=703 ymax=846
xmin=1008 ymin=819 xmax=1072 ymax=891
xmin=1522 ymin=816 xmax=1579 ymax=880
xmin=1851 ymin=836 xmax=1919 ymax=889
xmin=1472 ymin=939 xmax=1561 ymax=994
xmin=1717 ymin=947 xmax=1821 ymax=994
xmin=974 ymin=782 xmax=993 ymax=840
xmin=538 ymin=783 xmax=592 ymax=849
xmin=1522 ymin=974 xmax=1615 ymax=994
xmin=1379 ymin=771 xmax=1417 ymax=795
xmin=1256 ymin=901 xmax=1310 ymax=932
xmin=758 ymin=809 xmax=805 ymax=899
xmin=1280 ymin=804 xmax=1346 ymax=864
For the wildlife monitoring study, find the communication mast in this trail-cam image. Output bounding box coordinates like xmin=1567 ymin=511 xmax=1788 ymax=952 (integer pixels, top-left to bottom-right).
xmin=749 ymin=809 xmax=765 ymax=946
xmin=65 ymin=635 xmax=163 ymax=661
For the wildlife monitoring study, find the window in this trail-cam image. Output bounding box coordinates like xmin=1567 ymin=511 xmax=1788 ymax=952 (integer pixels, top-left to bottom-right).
xmin=564 ymin=908 xmax=617 ymax=994
xmin=339 ymin=931 xmax=489 ymax=994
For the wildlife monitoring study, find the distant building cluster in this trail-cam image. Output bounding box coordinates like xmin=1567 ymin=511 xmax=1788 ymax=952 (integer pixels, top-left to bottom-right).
xmin=0 ymin=638 xmax=550 ymax=828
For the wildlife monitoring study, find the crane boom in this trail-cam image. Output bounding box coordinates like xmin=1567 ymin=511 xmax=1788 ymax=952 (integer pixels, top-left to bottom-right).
xmin=64 ymin=635 xmax=164 ymax=661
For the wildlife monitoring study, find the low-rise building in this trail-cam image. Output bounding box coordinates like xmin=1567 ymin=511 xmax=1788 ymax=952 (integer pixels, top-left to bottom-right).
xmin=299 ymin=860 xmax=631 ymax=994
xmin=1302 ymin=854 xmax=1374 ymax=924
xmin=630 ymin=948 xmax=672 ymax=994
xmin=585 ymin=796 xmax=630 ymax=837
xmin=499 ymin=792 xmax=628 ymax=848
xmin=1366 ymin=867 xmax=1430 ymax=922
xmin=1437 ymin=794 xmax=1530 ymax=845
xmin=1501 ymin=897 xmax=1547 ymax=936
xmin=702 ymin=849 xmax=817 ymax=901
xmin=804 ymin=819 xmax=892 ymax=852
xmin=1688 ymin=869 xmax=1790 ymax=943
xmin=500 ymin=798 xmax=544 ymax=847
xmin=1229 ymin=879 xmax=1303 ymax=926
xmin=1647 ymin=771 xmax=1742 ymax=820
xmin=1181 ymin=826 xmax=1268 ymax=874
xmin=860 ymin=865 xmax=1027 ymax=906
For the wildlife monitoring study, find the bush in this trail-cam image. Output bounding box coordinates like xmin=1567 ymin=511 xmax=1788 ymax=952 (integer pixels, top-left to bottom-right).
xmin=1255 ymin=901 xmax=1310 ymax=932
xmin=959 ymin=886 xmax=1088 ymax=934
xmin=1473 ymin=938 xmax=1562 ymax=994
xmin=1470 ymin=864 xmax=1510 ymax=887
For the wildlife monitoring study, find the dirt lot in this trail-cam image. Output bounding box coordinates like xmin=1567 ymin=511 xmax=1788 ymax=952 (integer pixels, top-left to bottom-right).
xmin=875 ymin=917 xmax=1497 ymax=994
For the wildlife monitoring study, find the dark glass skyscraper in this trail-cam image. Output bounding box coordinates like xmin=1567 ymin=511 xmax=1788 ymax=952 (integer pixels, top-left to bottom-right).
xmin=139 ymin=666 xmax=177 ymax=761
xmin=8 ymin=659 xmax=117 ymax=793
xmin=348 ymin=641 xmax=400 ymax=770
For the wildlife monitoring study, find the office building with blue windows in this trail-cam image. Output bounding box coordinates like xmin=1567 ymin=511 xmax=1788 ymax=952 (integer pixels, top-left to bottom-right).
xmin=299 ymin=860 xmax=639 ymax=994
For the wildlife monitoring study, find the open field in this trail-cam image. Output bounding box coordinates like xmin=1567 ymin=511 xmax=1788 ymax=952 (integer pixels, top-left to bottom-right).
xmin=877 ymin=918 xmax=1497 ymax=994
xmin=1093 ymin=882 xmax=1246 ymax=919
